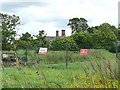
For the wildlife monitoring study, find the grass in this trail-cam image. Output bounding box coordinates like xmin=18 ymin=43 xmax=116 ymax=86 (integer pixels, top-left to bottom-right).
xmin=2 ymin=61 xmax=118 ymax=88
xmin=2 ymin=49 xmax=118 ymax=88
xmin=16 ymin=49 xmax=116 ymax=64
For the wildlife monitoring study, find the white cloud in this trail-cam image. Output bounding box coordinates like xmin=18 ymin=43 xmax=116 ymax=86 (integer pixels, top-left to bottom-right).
xmin=19 ymin=21 xmax=71 ymax=36
xmin=1 ymin=0 xmax=120 ymax=36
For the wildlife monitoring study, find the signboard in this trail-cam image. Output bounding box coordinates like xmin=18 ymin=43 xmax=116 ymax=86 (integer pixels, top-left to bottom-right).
xmin=80 ymin=49 xmax=88 ymax=55
xmin=38 ymin=48 xmax=47 ymax=54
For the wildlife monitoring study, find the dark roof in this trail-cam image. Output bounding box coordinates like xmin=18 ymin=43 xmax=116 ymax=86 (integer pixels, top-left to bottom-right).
xmin=45 ymin=36 xmax=56 ymax=41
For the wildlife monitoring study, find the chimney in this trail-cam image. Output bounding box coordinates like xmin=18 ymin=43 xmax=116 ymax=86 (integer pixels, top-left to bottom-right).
xmin=61 ymin=30 xmax=65 ymax=36
xmin=56 ymin=30 xmax=59 ymax=37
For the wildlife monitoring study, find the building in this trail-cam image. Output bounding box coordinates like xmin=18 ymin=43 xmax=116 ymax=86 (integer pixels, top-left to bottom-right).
xmin=45 ymin=30 xmax=66 ymax=41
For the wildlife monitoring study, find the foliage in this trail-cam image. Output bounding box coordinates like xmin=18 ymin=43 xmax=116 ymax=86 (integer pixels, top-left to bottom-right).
xmin=16 ymin=30 xmax=49 ymax=51
xmin=1 ymin=13 xmax=48 ymax=51
xmin=1 ymin=13 xmax=20 ymax=50
xmin=33 ymin=30 xmax=48 ymax=50
xmin=67 ymin=17 xmax=89 ymax=34
xmin=91 ymin=23 xmax=117 ymax=52
xmin=50 ymin=36 xmax=78 ymax=51
xmin=16 ymin=49 xmax=116 ymax=64
xmin=16 ymin=32 xmax=33 ymax=49
xmin=71 ymin=32 xmax=93 ymax=49
xmin=20 ymin=32 xmax=33 ymax=41
xmin=68 ymin=22 xmax=117 ymax=52
xmin=1 ymin=13 xmax=119 ymax=53
xmin=2 ymin=50 xmax=118 ymax=88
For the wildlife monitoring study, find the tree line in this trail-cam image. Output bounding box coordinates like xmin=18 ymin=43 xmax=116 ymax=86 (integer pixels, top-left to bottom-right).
xmin=1 ymin=13 xmax=120 ymax=52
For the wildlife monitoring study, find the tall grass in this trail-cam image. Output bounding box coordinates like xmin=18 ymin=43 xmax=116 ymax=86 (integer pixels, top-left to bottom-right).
xmin=16 ymin=49 xmax=116 ymax=64
xmin=2 ymin=61 xmax=118 ymax=88
xmin=82 ymin=59 xmax=118 ymax=88
xmin=2 ymin=49 xmax=118 ymax=88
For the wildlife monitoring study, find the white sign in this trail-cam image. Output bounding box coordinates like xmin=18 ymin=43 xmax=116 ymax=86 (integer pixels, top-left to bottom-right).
xmin=38 ymin=48 xmax=47 ymax=54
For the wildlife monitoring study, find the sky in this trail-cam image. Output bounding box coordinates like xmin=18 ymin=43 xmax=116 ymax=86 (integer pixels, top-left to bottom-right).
xmin=0 ymin=0 xmax=120 ymax=36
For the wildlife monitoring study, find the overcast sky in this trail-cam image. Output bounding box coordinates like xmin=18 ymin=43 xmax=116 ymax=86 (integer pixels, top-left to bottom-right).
xmin=0 ymin=0 xmax=119 ymax=36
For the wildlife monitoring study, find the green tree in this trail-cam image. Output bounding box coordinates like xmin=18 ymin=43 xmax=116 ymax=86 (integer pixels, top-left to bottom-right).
xmin=71 ymin=32 xmax=93 ymax=49
xmin=17 ymin=30 xmax=48 ymax=51
xmin=91 ymin=23 xmax=117 ymax=52
xmin=33 ymin=30 xmax=48 ymax=51
xmin=17 ymin=32 xmax=33 ymax=49
xmin=20 ymin=32 xmax=33 ymax=41
xmin=67 ymin=17 xmax=89 ymax=34
xmin=70 ymin=23 xmax=117 ymax=52
xmin=51 ymin=36 xmax=78 ymax=51
xmin=0 ymin=13 xmax=20 ymax=50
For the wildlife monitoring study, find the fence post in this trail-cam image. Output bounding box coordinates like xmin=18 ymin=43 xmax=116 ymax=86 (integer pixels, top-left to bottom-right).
xmin=116 ymin=40 xmax=120 ymax=82
xmin=14 ymin=34 xmax=19 ymax=67
xmin=116 ymin=41 xmax=120 ymax=62
xmin=14 ymin=42 xmax=19 ymax=67
xmin=66 ymin=44 xmax=69 ymax=69
xmin=116 ymin=41 xmax=118 ymax=62
xmin=25 ymin=48 xmax=28 ymax=62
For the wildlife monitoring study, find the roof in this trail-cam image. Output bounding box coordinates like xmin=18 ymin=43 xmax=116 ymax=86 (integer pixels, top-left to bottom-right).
xmin=45 ymin=36 xmax=56 ymax=41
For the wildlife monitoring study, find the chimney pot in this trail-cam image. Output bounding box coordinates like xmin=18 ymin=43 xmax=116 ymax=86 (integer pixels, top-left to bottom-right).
xmin=56 ymin=30 xmax=59 ymax=37
xmin=61 ymin=30 xmax=65 ymax=36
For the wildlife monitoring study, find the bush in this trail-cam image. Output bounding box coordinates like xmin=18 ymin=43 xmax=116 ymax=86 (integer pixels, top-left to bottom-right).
xmin=71 ymin=32 xmax=93 ymax=49
xmin=50 ymin=37 xmax=78 ymax=51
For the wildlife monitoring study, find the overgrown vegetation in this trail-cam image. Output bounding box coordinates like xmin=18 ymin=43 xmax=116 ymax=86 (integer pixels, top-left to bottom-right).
xmin=2 ymin=62 xmax=116 ymax=88
xmin=2 ymin=49 xmax=118 ymax=88
xmin=1 ymin=13 xmax=120 ymax=52
xmin=1 ymin=13 xmax=119 ymax=89
xmin=16 ymin=49 xmax=116 ymax=64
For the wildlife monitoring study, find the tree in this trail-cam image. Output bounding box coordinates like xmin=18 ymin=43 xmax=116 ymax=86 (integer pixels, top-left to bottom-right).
xmin=16 ymin=30 xmax=49 ymax=51
xmin=70 ymin=23 xmax=117 ymax=52
xmin=91 ymin=23 xmax=117 ymax=52
xmin=51 ymin=36 xmax=78 ymax=51
xmin=20 ymin=32 xmax=33 ymax=41
xmin=17 ymin=32 xmax=33 ymax=49
xmin=33 ymin=30 xmax=48 ymax=51
xmin=71 ymin=32 xmax=93 ymax=49
xmin=0 ymin=13 xmax=20 ymax=50
xmin=67 ymin=17 xmax=89 ymax=34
